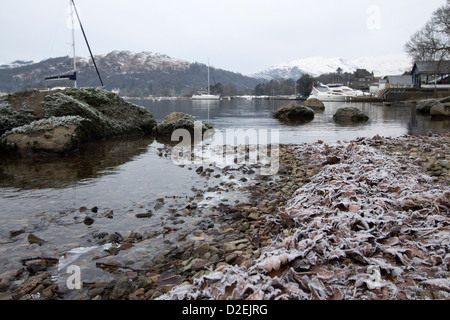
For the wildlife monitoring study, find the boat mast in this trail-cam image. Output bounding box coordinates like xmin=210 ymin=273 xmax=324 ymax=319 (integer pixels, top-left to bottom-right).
xmin=207 ymin=59 xmax=210 ymax=95
xmin=71 ymin=0 xmax=105 ymax=88
xmin=70 ymin=0 xmax=77 ymax=88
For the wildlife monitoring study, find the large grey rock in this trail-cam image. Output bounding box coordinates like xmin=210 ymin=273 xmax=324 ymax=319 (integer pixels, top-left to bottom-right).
xmin=416 ymin=99 xmax=440 ymax=115
xmin=0 ymin=88 xmax=157 ymax=157
xmin=273 ymin=103 xmax=315 ymax=123
xmin=430 ymin=102 xmax=450 ymax=117
xmin=439 ymin=96 xmax=450 ymax=104
xmin=301 ymin=98 xmax=325 ymax=110
xmin=1 ymin=116 xmax=92 ymax=157
xmin=333 ymin=107 xmax=369 ymax=123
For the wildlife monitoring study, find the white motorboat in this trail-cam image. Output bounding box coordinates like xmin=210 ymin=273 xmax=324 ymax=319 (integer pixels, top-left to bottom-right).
xmin=308 ymin=83 xmax=367 ymax=102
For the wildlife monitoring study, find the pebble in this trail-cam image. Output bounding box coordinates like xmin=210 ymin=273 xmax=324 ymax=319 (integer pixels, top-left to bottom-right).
xmin=190 ymin=236 xmax=205 ymax=241
xmin=135 ymin=211 xmax=153 ymax=219
xmin=103 ymin=209 xmax=114 ymax=219
xmin=83 ymin=216 xmax=95 ymax=225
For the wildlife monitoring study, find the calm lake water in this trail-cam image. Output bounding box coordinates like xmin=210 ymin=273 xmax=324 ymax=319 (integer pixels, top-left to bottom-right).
xmin=0 ymin=99 xmax=448 ymax=281
xmin=143 ymin=99 xmax=449 ymax=143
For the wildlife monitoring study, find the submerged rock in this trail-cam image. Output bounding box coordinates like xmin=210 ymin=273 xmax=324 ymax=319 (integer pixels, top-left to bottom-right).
xmin=155 ymin=112 xmax=214 ymax=138
xmin=416 ymin=99 xmax=441 ymax=115
xmin=301 ymin=98 xmax=325 ymax=110
xmin=273 ymin=103 xmax=315 ymax=123
xmin=333 ymin=107 xmax=369 ymax=123
xmin=430 ymin=102 xmax=450 ymax=118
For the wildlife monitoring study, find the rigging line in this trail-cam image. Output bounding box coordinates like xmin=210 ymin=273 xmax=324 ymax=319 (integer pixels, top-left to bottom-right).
xmin=71 ymin=0 xmax=104 ymax=87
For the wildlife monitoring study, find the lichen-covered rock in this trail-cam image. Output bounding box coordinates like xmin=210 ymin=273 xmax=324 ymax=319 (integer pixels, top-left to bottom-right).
xmin=0 ymin=88 xmax=157 ymax=156
xmin=155 ymin=112 xmax=213 ymax=137
xmin=0 ymin=95 xmax=36 ymax=136
xmin=333 ymin=107 xmax=369 ymax=123
xmin=273 ymin=104 xmax=315 ymax=123
xmin=1 ymin=116 xmax=92 ymax=157
xmin=43 ymin=88 xmax=157 ymax=138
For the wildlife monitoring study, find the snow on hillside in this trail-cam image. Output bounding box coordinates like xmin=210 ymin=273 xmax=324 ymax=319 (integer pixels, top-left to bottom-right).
xmin=96 ymin=50 xmax=191 ymax=73
xmin=72 ymin=51 xmax=192 ymax=74
xmin=251 ymin=53 xmax=412 ymax=80
xmin=0 ymin=51 xmax=191 ymax=73
xmin=0 ymin=60 xmax=36 ymax=70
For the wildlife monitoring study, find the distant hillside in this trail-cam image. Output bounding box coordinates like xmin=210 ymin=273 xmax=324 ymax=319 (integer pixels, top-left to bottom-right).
xmin=251 ymin=54 xmax=412 ymax=80
xmin=0 ymin=51 xmax=262 ymax=97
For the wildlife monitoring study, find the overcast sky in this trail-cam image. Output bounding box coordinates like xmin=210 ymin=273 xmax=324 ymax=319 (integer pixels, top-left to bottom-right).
xmin=0 ymin=0 xmax=447 ymax=74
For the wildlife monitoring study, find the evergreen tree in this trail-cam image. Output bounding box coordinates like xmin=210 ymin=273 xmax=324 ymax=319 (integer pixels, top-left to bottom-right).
xmin=296 ymin=74 xmax=315 ymax=97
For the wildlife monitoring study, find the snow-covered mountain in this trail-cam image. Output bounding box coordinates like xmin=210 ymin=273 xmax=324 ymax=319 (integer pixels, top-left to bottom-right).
xmin=0 ymin=50 xmax=260 ymax=96
xmin=251 ymin=53 xmax=412 ymax=80
xmin=90 ymin=50 xmax=191 ymax=73
xmin=0 ymin=60 xmax=36 ymax=70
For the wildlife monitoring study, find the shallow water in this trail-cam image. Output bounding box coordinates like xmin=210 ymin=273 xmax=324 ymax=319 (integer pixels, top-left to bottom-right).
xmin=0 ymin=99 xmax=448 ymax=282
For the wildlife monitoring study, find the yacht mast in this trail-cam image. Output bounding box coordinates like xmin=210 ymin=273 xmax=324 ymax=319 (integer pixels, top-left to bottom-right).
xmin=71 ymin=0 xmax=104 ymax=88
xmin=207 ymin=59 xmax=210 ymax=95
xmin=70 ymin=0 xmax=77 ymax=88
xmin=45 ymin=0 xmax=103 ymax=88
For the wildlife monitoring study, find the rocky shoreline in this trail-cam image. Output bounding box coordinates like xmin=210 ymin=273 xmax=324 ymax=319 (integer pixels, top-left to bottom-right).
xmin=1 ymin=133 xmax=449 ymax=300
xmin=161 ymin=133 xmax=450 ymax=300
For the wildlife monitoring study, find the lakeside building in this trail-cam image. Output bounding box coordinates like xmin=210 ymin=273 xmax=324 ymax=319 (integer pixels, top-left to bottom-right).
xmin=412 ymin=60 xmax=450 ymax=89
xmin=349 ymin=69 xmax=375 ymax=90
xmin=371 ymin=60 xmax=450 ymax=100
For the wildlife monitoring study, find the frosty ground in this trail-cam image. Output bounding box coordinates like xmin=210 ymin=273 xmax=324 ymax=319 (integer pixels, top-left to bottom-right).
xmin=161 ymin=133 xmax=450 ymax=300
xmin=5 ymin=133 xmax=449 ymax=300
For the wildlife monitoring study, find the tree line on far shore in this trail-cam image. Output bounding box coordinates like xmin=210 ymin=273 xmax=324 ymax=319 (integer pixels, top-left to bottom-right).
xmin=252 ymin=69 xmax=374 ymax=98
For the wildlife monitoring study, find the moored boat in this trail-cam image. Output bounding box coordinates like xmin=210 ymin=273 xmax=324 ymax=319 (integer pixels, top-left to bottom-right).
xmin=308 ymin=83 xmax=368 ymax=102
xmin=192 ymin=60 xmax=220 ymax=100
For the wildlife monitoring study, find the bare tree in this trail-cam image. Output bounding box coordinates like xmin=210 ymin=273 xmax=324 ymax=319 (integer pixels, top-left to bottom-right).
xmin=405 ymin=1 xmax=450 ymax=62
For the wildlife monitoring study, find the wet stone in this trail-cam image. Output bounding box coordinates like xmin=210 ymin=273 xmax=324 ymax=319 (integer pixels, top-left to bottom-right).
xmin=27 ymin=233 xmax=45 ymax=245
xmin=9 ymin=229 xmax=26 ymax=238
xmin=135 ymin=211 xmax=153 ymax=219
xmin=83 ymin=216 xmax=95 ymax=226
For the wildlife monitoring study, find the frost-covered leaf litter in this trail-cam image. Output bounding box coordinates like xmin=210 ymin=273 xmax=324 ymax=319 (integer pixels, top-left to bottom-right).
xmin=160 ymin=134 xmax=450 ymax=300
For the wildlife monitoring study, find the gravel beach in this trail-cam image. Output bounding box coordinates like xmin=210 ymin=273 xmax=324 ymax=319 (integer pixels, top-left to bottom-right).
xmin=2 ymin=133 xmax=449 ymax=300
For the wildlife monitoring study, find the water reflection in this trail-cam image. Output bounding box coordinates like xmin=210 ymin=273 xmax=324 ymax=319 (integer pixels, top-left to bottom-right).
xmin=0 ymin=136 xmax=155 ymax=190
xmin=408 ymin=112 xmax=450 ymax=136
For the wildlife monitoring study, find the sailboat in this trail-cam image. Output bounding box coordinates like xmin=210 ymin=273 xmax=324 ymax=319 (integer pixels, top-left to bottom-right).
xmin=192 ymin=61 xmax=220 ymax=100
xmin=45 ymin=0 xmax=104 ymax=89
